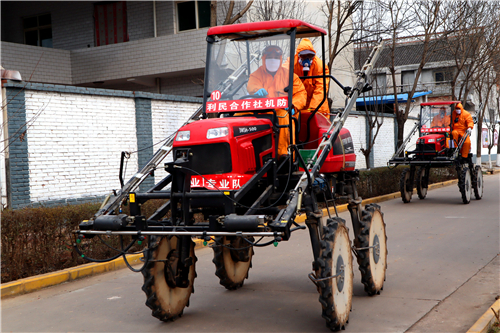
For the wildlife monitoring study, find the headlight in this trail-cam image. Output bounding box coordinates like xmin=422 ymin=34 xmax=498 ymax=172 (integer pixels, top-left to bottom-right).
xmin=207 ymin=127 xmax=229 ymax=139
xmin=428 ymin=139 xmax=435 ymax=143
xmin=176 ymin=130 xmax=190 ymax=141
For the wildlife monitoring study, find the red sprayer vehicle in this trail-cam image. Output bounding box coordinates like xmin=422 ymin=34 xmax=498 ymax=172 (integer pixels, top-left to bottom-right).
xmin=75 ymin=20 xmax=387 ymax=331
xmin=389 ymin=101 xmax=483 ymax=204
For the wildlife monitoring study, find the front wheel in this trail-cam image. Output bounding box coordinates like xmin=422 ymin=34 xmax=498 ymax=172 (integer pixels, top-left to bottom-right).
xmin=473 ymin=165 xmax=483 ymax=200
xmin=212 ymin=236 xmax=254 ymax=290
xmin=141 ymin=236 xmax=197 ymax=321
xmin=458 ymin=167 xmax=472 ymax=204
xmin=399 ymin=168 xmax=413 ymax=203
xmin=317 ymin=218 xmax=354 ymax=331
xmin=354 ymin=204 xmax=388 ymax=296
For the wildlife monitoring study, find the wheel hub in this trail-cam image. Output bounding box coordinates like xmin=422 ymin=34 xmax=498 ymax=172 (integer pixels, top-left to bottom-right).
xmin=373 ymin=235 xmax=380 ymax=264
xmin=336 ymin=255 xmax=345 ymax=292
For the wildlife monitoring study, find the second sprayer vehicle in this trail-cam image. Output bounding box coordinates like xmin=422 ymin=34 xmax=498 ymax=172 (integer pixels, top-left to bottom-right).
xmin=76 ymin=20 xmax=388 ymax=332
xmin=389 ymin=101 xmax=483 ymax=204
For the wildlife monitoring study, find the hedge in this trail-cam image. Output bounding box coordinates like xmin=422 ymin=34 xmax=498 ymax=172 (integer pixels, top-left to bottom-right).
xmin=1 ymin=166 xmax=458 ymax=283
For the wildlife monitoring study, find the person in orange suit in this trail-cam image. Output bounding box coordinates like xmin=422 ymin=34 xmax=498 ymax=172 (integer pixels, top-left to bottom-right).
xmin=431 ymin=107 xmax=451 ymax=128
xmin=288 ymin=38 xmax=330 ymax=117
xmin=452 ymin=103 xmax=474 ymax=159
xmin=247 ymin=45 xmax=307 ymax=157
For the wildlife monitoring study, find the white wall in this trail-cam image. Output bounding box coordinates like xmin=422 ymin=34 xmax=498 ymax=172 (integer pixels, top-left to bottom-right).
xmin=25 ymin=91 xmax=138 ymax=202
xmin=151 ymin=100 xmax=201 ymax=183
xmin=373 ymin=117 xmax=395 ymax=167
xmin=345 ymin=114 xmax=367 ymax=169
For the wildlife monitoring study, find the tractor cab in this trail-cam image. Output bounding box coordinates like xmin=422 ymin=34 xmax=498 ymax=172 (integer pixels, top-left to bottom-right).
xmin=416 ymin=101 xmax=459 ymax=155
xmin=173 ymin=20 xmax=356 ymax=191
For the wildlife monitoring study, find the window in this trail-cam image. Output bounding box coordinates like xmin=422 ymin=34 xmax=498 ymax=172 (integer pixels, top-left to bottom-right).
xmin=176 ymin=1 xmax=211 ymax=32
xmin=23 ymin=14 xmax=52 ymax=47
xmin=434 ymin=69 xmax=453 ymax=84
xmin=94 ymin=1 xmax=128 ymax=46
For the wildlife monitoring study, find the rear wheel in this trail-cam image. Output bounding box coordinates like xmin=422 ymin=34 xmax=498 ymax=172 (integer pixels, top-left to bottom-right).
xmin=142 ymin=236 xmax=197 ymax=321
xmin=317 ymin=218 xmax=353 ymax=331
xmin=458 ymin=167 xmax=471 ymax=204
xmin=473 ymin=165 xmax=483 ymax=200
xmin=354 ymin=204 xmax=387 ymax=296
xmin=416 ymin=167 xmax=428 ymax=199
xmin=399 ymin=168 xmax=413 ymax=203
xmin=213 ymin=236 xmax=254 ymax=290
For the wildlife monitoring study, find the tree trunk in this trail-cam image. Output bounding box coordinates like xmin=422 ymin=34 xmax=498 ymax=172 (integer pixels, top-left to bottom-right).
xmin=476 ymin=115 xmax=483 ymax=162
xmin=210 ymin=1 xmax=217 ymax=27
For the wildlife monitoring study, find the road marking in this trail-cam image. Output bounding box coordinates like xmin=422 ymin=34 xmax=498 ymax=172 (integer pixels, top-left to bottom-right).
xmin=107 ymin=296 xmax=121 ymax=300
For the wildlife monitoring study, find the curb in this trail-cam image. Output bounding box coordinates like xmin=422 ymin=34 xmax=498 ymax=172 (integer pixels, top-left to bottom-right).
xmin=467 ymin=299 xmax=500 ymax=333
xmin=0 ymin=176 xmax=482 ymax=299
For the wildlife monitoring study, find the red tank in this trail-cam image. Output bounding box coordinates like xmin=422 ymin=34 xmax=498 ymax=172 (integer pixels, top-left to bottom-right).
xmin=299 ymin=113 xmax=356 ymax=172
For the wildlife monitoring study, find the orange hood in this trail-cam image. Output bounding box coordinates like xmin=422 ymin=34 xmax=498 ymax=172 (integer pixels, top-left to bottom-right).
xmin=296 ymin=38 xmax=316 ymax=56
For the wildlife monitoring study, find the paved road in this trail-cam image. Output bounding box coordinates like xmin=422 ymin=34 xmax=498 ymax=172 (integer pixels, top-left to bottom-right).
xmin=2 ymin=174 xmax=499 ymax=333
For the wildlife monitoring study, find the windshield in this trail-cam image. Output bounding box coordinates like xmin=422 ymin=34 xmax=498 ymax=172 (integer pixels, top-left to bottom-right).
xmin=421 ymin=105 xmax=452 ymax=133
xmin=204 ymin=34 xmax=292 ymax=113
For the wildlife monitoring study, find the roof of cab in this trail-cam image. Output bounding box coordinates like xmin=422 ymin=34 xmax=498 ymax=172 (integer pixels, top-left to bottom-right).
xmin=207 ymin=19 xmax=327 ymax=38
xmin=421 ymin=101 xmax=461 ymax=106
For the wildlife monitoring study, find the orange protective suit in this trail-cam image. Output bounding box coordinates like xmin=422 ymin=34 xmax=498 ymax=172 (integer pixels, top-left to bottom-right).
xmin=287 ymin=39 xmax=330 ymax=116
xmin=451 ymin=103 xmax=474 ymax=158
xmin=247 ymin=49 xmax=307 ymax=156
xmin=431 ymin=112 xmax=450 ymax=128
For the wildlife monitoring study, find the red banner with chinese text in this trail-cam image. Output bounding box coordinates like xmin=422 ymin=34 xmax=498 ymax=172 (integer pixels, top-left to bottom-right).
xmin=206 ymin=97 xmax=288 ymax=113
xmin=421 ymin=127 xmax=450 ymax=133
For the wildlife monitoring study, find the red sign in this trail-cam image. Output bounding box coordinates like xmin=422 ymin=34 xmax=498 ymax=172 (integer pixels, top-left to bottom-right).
xmin=190 ymin=174 xmax=252 ymax=190
xmin=210 ymin=90 xmax=221 ymax=101
xmin=421 ymin=127 xmax=450 ymax=133
xmin=206 ymin=97 xmax=288 ymax=113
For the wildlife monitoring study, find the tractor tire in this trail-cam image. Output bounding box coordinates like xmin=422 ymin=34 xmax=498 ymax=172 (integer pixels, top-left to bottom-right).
xmin=399 ymin=168 xmax=412 ymax=203
xmin=316 ymin=218 xmax=353 ymax=332
xmin=473 ymin=165 xmax=483 ymax=200
xmin=212 ymin=236 xmax=254 ymax=290
xmin=354 ymin=204 xmax=387 ymax=296
xmin=458 ymin=167 xmax=472 ymax=204
xmin=416 ymin=167 xmax=428 ymax=200
xmin=141 ymin=236 xmax=197 ymax=321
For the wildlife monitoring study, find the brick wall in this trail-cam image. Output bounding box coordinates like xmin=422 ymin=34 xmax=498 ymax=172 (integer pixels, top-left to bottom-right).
xmin=1 ymin=42 xmax=72 ymax=85
xmin=128 ymin=2 xmax=155 ymax=41
xmin=3 ymin=81 xmax=202 ymax=208
xmin=151 ymin=100 xmax=202 ymax=184
xmin=373 ymin=116 xmax=395 ymax=167
xmin=24 ymin=90 xmax=138 ymax=204
xmin=345 ymin=114 xmax=367 ymax=170
xmin=156 ymin=1 xmax=175 ymax=36
xmin=160 ymin=73 xmax=205 ymax=97
xmin=1 ymin=1 xmax=95 ymax=50
xmin=70 ymin=28 xmax=207 ymax=84
xmin=5 ymin=88 xmax=30 ymax=208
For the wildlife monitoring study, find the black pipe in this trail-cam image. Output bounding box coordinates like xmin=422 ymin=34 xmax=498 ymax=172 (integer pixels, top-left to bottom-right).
xmin=119 ymin=151 xmax=126 ymax=188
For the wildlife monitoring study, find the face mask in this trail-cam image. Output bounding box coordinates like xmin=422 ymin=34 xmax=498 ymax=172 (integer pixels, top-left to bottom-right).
xmin=455 ymin=109 xmax=461 ymax=115
xmin=265 ymin=58 xmax=280 ymax=72
xmin=299 ymin=57 xmax=312 ymax=71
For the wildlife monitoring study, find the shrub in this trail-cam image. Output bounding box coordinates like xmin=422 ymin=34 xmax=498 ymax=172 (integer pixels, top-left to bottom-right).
xmin=356 ymin=166 xmax=457 ymax=199
xmin=1 ymin=199 xmax=166 ymax=283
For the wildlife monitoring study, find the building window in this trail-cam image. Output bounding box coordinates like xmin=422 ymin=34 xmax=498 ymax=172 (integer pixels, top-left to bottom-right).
xmin=434 ymin=69 xmax=453 ymax=84
xmin=176 ymin=1 xmax=211 ymax=32
xmin=23 ymin=14 xmax=52 ymax=47
xmin=94 ymin=1 xmax=128 ymax=46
